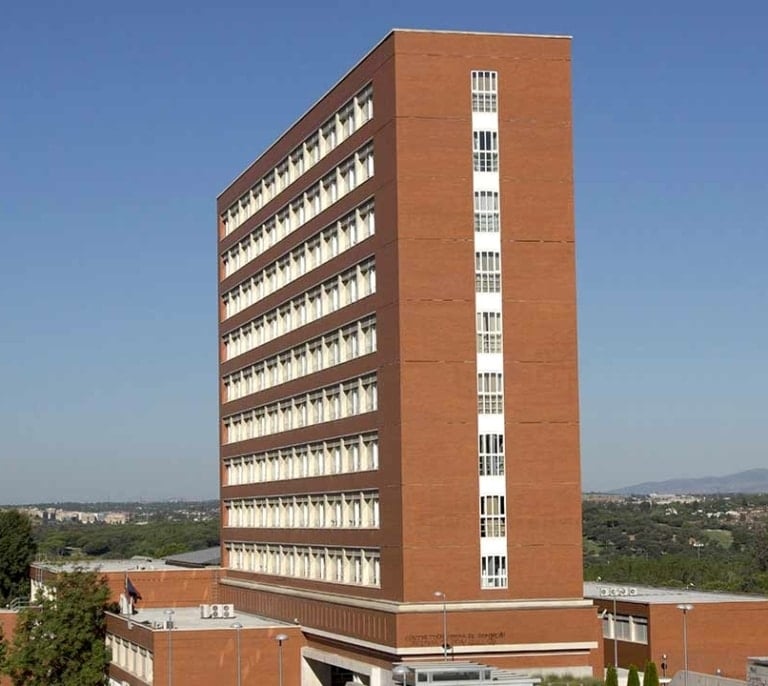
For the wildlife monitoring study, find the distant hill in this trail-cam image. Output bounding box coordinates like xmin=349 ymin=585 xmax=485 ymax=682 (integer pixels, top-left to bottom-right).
xmin=610 ymin=468 xmax=768 ymax=495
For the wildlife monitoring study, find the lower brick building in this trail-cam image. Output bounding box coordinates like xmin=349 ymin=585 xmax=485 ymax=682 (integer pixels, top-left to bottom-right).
xmin=587 ymin=582 xmax=768 ymax=680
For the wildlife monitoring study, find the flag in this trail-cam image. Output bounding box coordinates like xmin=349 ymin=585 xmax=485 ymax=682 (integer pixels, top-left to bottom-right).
xmin=125 ymin=576 xmax=142 ymax=601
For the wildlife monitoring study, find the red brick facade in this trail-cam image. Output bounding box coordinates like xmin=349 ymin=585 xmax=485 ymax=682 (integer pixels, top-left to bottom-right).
xmin=217 ymin=29 xmax=601 ymax=678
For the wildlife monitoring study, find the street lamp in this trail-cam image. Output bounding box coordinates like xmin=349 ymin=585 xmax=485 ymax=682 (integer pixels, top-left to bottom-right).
xmin=677 ymin=604 xmax=694 ymax=686
xmin=231 ymin=622 xmax=243 ymax=686
xmin=164 ymin=609 xmax=175 ymax=686
xmin=433 ymin=591 xmax=448 ymax=660
xmin=597 ymin=584 xmax=637 ymax=669
xmin=275 ymin=633 xmax=288 ymax=686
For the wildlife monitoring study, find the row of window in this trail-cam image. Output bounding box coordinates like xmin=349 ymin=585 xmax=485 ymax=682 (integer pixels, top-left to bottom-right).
xmin=480 ymin=495 xmax=506 ymax=538
xmin=221 ymin=142 xmax=374 ymax=283
xmin=222 ymin=258 xmax=376 ymax=361
xmin=224 ymin=432 xmax=379 ymax=485
xmin=481 ymin=554 xmax=507 ymax=588
xmin=106 ymin=634 xmax=153 ymax=683
xmin=601 ymin=614 xmax=649 ymax=644
xmin=222 ymin=201 xmax=375 ymax=318
xmin=223 ymin=374 xmax=377 ymax=443
xmin=223 ymin=195 xmax=374 ymax=285
xmin=472 ymin=70 xmax=498 ymax=113
xmin=225 ymin=490 xmax=380 ymax=529
xmin=222 ymin=141 xmax=374 ymax=255
xmin=226 ymin=542 xmax=381 ymax=587
xmin=221 ymin=85 xmax=373 ymax=237
xmin=224 ymin=316 xmax=376 ymax=402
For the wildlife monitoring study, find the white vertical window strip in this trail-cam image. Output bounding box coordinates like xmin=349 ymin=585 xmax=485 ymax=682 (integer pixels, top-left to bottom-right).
xmin=472 ymin=69 xmax=508 ymax=589
xmin=220 ymin=84 xmax=373 ymax=237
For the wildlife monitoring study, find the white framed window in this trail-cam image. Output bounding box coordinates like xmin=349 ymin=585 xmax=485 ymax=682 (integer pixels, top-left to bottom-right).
xmin=474 ymin=191 xmax=500 ymax=232
xmin=477 ymin=372 xmax=503 ymax=414
xmin=471 ymin=70 xmax=498 ymax=113
xmin=480 ymin=495 xmax=506 ymax=537
xmin=475 ymin=251 xmax=501 ymax=293
xmin=481 ymin=554 xmax=507 ymax=588
xmin=473 ymin=131 xmax=498 ymax=172
xmin=476 ymin=311 xmax=502 ymax=353
xmin=479 ymin=433 xmax=505 ymax=476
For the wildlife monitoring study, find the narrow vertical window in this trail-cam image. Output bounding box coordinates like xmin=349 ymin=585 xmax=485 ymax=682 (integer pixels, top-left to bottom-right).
xmin=471 ymin=70 xmax=498 ymax=113
xmin=472 ymin=131 xmax=498 ymax=172
xmin=477 ymin=373 xmax=504 ymax=414
xmin=475 ymin=251 xmax=501 ymax=293
xmin=474 ymin=191 xmax=500 ymax=232
xmin=476 ymin=311 xmax=502 ymax=353
xmin=478 ymin=433 xmax=505 ymax=476
xmin=480 ymin=495 xmax=506 ymax=537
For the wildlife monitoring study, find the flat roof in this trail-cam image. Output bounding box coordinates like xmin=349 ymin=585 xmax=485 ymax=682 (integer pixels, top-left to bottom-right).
xmin=584 ymin=581 xmax=768 ymax=605
xmin=112 ymin=606 xmax=293 ymax=631
xmin=33 ymin=558 xmax=197 ymax=573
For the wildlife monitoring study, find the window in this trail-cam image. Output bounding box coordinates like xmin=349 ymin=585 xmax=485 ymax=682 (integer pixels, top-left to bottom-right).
xmin=474 ymin=191 xmax=500 ymax=232
xmin=471 ymin=70 xmax=498 ymax=113
xmin=478 ymin=372 xmax=503 ymax=414
xmin=480 ymin=495 xmax=506 ymax=537
xmin=481 ymin=554 xmax=507 ymax=588
xmin=475 ymin=252 xmax=501 ymax=293
xmin=479 ymin=433 xmax=505 ymax=476
xmin=473 ymin=131 xmax=498 ymax=172
xmin=476 ymin=311 xmax=502 ymax=353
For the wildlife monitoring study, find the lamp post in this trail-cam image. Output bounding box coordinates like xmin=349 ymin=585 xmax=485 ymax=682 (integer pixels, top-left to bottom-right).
xmin=275 ymin=633 xmax=288 ymax=686
xmin=164 ymin=609 xmax=175 ymax=686
xmin=597 ymin=584 xmax=637 ymax=669
xmin=232 ymin=622 xmax=243 ymax=686
xmin=433 ymin=591 xmax=447 ymax=660
xmin=677 ymin=604 xmax=694 ymax=686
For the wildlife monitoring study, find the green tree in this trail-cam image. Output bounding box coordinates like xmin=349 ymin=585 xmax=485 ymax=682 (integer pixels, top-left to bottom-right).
xmin=643 ymin=661 xmax=659 ymax=686
xmin=0 ymin=510 xmax=36 ymax=605
xmin=606 ymin=665 xmax=619 ymax=686
xmin=628 ymin=664 xmax=640 ymax=686
xmin=4 ymin=568 xmax=111 ymax=686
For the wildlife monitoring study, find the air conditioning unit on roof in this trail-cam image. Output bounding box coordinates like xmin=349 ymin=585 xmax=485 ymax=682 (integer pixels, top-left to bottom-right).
xmin=200 ymin=603 xmax=235 ymax=619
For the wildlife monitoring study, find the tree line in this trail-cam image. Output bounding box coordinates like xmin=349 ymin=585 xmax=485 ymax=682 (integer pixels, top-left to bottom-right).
xmin=583 ymin=496 xmax=768 ymax=592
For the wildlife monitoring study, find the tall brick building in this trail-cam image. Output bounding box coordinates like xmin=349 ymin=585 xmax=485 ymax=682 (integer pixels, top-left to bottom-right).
xmin=216 ymin=29 xmax=601 ymax=684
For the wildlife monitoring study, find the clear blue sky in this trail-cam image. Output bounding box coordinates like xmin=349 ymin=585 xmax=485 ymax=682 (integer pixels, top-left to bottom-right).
xmin=1 ymin=1 xmax=766 ymax=503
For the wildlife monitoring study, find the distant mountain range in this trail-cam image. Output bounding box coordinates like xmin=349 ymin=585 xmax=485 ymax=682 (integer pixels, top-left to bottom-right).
xmin=609 ymin=468 xmax=768 ymax=495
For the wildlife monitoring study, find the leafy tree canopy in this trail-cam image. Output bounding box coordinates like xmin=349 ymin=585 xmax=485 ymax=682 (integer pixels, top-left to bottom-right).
xmin=3 ymin=568 xmax=111 ymax=686
xmin=0 ymin=510 xmax=37 ymax=605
